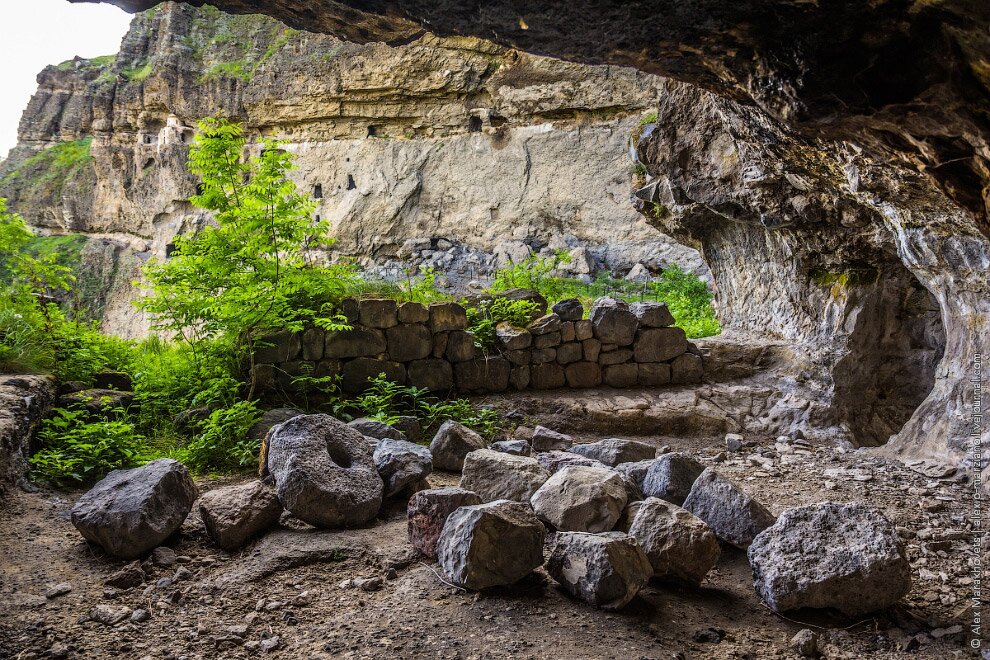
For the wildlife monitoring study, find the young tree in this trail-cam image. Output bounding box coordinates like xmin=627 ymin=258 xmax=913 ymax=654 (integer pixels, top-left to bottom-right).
xmin=138 ymin=118 xmax=352 ymax=396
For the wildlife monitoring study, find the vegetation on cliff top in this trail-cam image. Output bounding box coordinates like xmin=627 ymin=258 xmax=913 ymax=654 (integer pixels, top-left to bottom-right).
xmin=0 ymin=138 xmax=94 ymax=193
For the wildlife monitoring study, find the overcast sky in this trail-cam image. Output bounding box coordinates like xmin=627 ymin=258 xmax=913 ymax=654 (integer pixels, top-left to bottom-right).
xmin=0 ymin=0 xmax=133 ymax=160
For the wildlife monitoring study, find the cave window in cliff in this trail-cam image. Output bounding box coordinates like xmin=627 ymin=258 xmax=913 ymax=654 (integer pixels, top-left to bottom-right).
xmin=313 ymin=184 xmax=323 ymax=199
xmin=165 ymin=242 xmax=176 ymax=258
xmin=468 ymin=116 xmax=483 ymax=133
xmin=346 ymin=175 xmax=356 ymax=190
xmin=367 ymin=125 xmax=378 ymax=138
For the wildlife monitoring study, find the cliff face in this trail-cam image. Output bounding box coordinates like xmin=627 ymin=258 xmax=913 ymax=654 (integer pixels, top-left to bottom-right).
xmin=76 ymin=0 xmax=990 ymax=467
xmin=1 ymin=3 xmax=702 ymax=336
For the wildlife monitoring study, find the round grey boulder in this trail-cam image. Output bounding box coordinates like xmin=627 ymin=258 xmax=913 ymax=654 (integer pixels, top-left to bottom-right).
xmin=429 ymin=420 xmax=487 ymax=472
xmin=373 ymin=439 xmax=433 ymax=497
xmin=748 ymin=502 xmax=912 ymax=616
xmin=530 ymin=465 xmax=628 ymax=532
xmin=627 ymin=497 xmax=720 ymax=586
xmin=547 ymin=531 xmax=653 ymax=610
xmin=71 ymin=459 xmax=198 ymax=559
xmin=437 ymin=500 xmax=546 ymax=589
xmin=265 ymin=414 xmax=384 ymax=528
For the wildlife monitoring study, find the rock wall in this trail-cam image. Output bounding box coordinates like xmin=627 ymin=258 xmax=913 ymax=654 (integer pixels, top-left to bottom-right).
xmin=254 ymin=298 xmax=701 ymax=398
xmin=0 ymin=375 xmax=57 ymax=493
xmin=0 ymin=3 xmax=704 ymax=337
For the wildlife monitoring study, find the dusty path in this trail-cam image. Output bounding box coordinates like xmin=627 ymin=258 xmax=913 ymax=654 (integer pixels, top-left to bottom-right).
xmin=0 ymin=423 xmax=978 ymax=659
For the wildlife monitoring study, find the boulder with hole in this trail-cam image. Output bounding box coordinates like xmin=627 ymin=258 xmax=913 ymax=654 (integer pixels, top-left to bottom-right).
xmin=264 ymin=414 xmax=383 ymax=527
xmin=436 ymin=500 xmax=546 ymax=589
xmin=71 ymin=459 xmax=198 ymax=559
xmin=546 ymin=531 xmax=653 ymax=610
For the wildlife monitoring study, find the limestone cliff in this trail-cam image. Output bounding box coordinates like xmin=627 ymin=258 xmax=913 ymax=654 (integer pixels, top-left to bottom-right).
xmin=80 ymin=0 xmax=990 ymax=468
xmin=0 ymin=3 xmax=702 ymax=337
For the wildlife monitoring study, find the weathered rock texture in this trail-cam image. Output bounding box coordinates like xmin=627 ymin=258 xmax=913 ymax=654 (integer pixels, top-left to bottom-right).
xmin=407 ymin=486 xmax=481 ymax=559
xmin=0 ymin=375 xmax=56 ymax=492
xmin=88 ymin=0 xmax=990 ymax=469
xmin=546 ymin=531 xmax=653 ymax=611
xmin=198 ymin=480 xmax=283 ymax=550
xmin=4 ymin=2 xmax=702 ymax=337
xmin=748 ymin=502 xmax=912 ymax=616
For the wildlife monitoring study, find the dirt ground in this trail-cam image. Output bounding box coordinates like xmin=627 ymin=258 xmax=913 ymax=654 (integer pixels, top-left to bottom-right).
xmin=0 ymin=396 xmax=982 ymax=659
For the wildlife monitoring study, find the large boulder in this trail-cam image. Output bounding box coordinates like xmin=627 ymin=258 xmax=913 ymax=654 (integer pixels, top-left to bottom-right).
xmin=683 ymin=468 xmax=776 ymax=548
xmin=614 ymin=460 xmax=656 ymax=493
xmin=373 ymin=439 xmax=433 ymax=497
xmin=71 ymin=459 xmax=198 ymax=559
xmin=264 ymin=414 xmax=384 ymax=528
xmin=248 ymin=408 xmax=303 ymax=442
xmin=552 ymin=298 xmax=584 ymax=321
xmin=459 ymin=449 xmax=550 ymax=502
xmin=633 ymin=327 xmax=688 ymax=363
xmin=436 ymin=500 xmax=546 ymax=589
xmin=407 ymin=487 xmax=482 ymax=559
xmin=199 ymin=480 xmax=283 ymax=551
xmin=429 ymin=420 xmax=487 ymax=472
xmin=530 ymin=466 xmax=628 ymax=532
xmin=347 ymin=418 xmax=406 ymax=441
xmin=748 ymin=502 xmax=912 ymax=616
xmin=568 ymin=439 xmax=656 ymax=466
xmin=629 ymin=302 xmax=675 ymax=328
xmin=531 ymin=425 xmax=573 ymax=451
xmin=546 ymin=532 xmax=653 ymax=610
xmin=535 ymin=450 xmax=606 ymax=474
xmin=589 ymin=298 xmax=638 ymax=346
xmin=627 ymin=498 xmax=720 ymax=586
xmin=641 ymin=453 xmax=705 ymax=505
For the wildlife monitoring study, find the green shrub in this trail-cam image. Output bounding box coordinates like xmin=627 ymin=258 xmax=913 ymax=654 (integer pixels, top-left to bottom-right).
xmin=30 ymin=407 xmax=149 ymax=486
xmin=465 ymin=297 xmax=540 ymax=349
xmin=175 ymin=400 xmax=263 ymax=472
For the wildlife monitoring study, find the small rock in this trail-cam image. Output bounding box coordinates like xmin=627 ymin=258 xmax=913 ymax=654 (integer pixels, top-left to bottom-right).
xmin=259 ymin=636 xmax=281 ymax=653
xmin=546 ymin=532 xmax=653 ymax=610
xmin=151 ymin=546 xmax=176 ymax=567
xmin=131 ymin=608 xmax=151 ymax=623
xmin=374 ymin=439 xmax=433 ymax=497
xmin=531 ymin=426 xmax=573 ymax=452
xmin=104 ymin=561 xmax=146 ymax=589
xmin=44 ymin=583 xmax=72 ymax=599
xmin=90 ymin=604 xmax=132 ymax=625
xmin=347 ymin=417 xmax=406 ymax=441
xmin=429 ymin=420 xmax=487 ymax=472
xmin=490 ymin=439 xmax=531 ymax=456
xmin=790 ymin=629 xmax=819 ymax=657
xmin=725 ymin=433 xmax=744 ymax=452
xmin=567 ymin=438 xmax=656 ymax=466
xmin=535 ymin=450 xmax=605 ymax=474
xmin=353 ymin=577 xmax=384 ymax=592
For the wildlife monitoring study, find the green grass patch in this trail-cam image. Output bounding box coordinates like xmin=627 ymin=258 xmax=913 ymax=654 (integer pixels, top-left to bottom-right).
xmin=0 ymin=137 xmax=94 ymax=193
xmin=122 ymin=61 xmax=154 ymax=82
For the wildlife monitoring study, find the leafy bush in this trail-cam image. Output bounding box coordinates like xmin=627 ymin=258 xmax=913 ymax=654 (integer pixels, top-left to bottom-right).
xmin=466 ymin=297 xmax=540 ymax=349
xmin=489 ymin=251 xmax=572 ymax=301
xmin=30 ymin=407 xmax=148 ymax=486
xmin=175 ymin=400 xmax=263 ymax=472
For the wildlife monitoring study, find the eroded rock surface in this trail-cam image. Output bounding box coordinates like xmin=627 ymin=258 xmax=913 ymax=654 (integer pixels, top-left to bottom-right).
xmin=546 ymin=531 xmax=653 ymax=610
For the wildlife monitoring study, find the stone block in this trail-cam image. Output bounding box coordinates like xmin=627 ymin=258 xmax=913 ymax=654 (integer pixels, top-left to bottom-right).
xmin=325 ymin=328 xmax=386 ymax=359
xmin=599 ymin=349 xmax=633 ymax=366
xmin=556 ymin=342 xmax=583 ymax=364
xmin=454 ymin=357 xmax=511 ymax=393
xmin=407 ymin=359 xmax=454 ymax=391
xmin=398 ymin=301 xmax=430 ymax=323
xmin=638 ymin=362 xmax=671 ymax=386
xmin=574 ymin=320 xmax=594 ymax=341
xmin=301 ymin=327 xmax=325 ymax=361
xmin=671 ymin=353 xmax=704 ymax=384
xmin=531 ymin=362 xmax=566 ymax=389
xmin=445 ymin=330 xmax=477 ymax=362
xmin=359 ymin=298 xmax=398 ymax=328
xmin=565 ymin=361 xmax=601 ymax=388
xmin=633 ymin=327 xmax=687 ymax=363
xmin=509 ymin=365 xmax=530 ymax=390
xmin=604 ymin=363 xmax=638 ymax=387
xmin=533 ymin=331 xmax=562 ymax=349
xmin=429 ymin=302 xmax=468 ymax=332
xmin=386 ymin=323 xmax=433 ymax=362
xmin=340 ymin=358 xmax=406 ymax=393
xmin=582 ymin=338 xmax=601 ymax=362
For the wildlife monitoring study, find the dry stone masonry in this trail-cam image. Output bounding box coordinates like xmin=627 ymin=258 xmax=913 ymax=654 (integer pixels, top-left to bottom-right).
xmin=253 ymin=297 xmax=702 ymax=396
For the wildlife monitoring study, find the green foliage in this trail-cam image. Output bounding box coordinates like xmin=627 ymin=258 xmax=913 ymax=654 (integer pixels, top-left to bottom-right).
xmin=201 ymin=60 xmax=252 ymax=82
xmin=138 ymin=118 xmax=355 ymax=391
xmin=352 ymin=374 xmax=503 ymax=440
xmin=122 ymin=61 xmax=154 ymax=82
xmin=48 ymin=315 xmax=135 ymax=383
xmin=646 ymin=265 xmax=721 ymax=338
xmin=0 ymin=138 xmax=94 ymax=191
xmin=30 ymin=407 xmax=148 ymax=486
xmin=465 ymin=297 xmax=540 ymax=349
xmin=639 ymin=111 xmax=658 ymax=127
xmin=56 ymin=55 xmax=116 ymax=72
xmin=175 ymin=400 xmax=263 ymax=472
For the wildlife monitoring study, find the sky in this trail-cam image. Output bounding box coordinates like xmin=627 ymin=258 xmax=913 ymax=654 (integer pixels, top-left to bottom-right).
xmin=0 ymin=0 xmax=133 ymax=160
